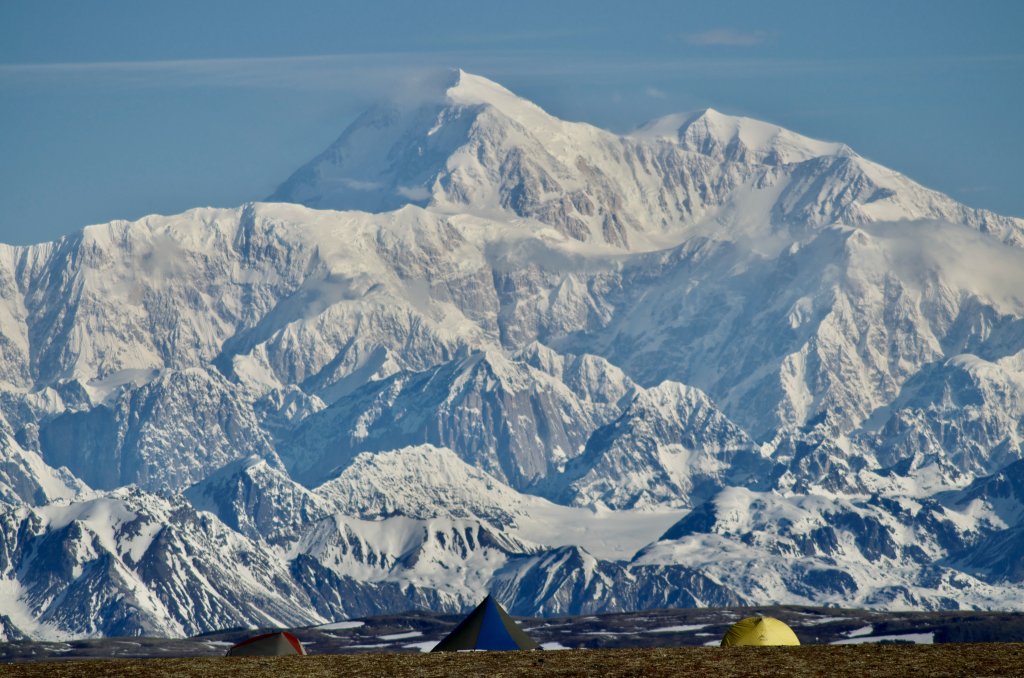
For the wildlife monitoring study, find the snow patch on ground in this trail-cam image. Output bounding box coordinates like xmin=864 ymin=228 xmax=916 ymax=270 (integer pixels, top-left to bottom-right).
xmin=832 ymin=632 xmax=934 ymax=645
xmin=316 ymin=620 xmax=366 ymax=630
xmin=378 ymin=631 xmax=423 ymax=641
xmin=404 ymin=640 xmax=438 ymax=652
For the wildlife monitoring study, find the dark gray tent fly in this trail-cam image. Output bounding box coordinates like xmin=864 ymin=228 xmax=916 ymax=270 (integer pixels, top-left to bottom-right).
xmin=432 ymin=595 xmax=541 ymax=652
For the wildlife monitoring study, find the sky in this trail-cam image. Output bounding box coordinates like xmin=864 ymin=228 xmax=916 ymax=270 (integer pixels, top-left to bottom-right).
xmin=1 ymin=0 xmax=1022 ymax=245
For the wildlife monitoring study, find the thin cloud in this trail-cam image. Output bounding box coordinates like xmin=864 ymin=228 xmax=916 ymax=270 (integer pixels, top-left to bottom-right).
xmin=685 ymin=29 xmax=769 ymax=47
xmin=0 ymin=53 xmax=448 ymax=92
xmin=645 ymin=86 xmax=667 ymax=99
xmin=3 ymin=50 xmax=1021 ymax=92
xmin=0 ymin=52 xmax=821 ymax=91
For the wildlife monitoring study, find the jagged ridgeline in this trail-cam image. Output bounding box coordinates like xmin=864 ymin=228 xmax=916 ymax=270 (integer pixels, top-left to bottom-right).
xmin=2 ymin=70 xmax=1024 ymax=639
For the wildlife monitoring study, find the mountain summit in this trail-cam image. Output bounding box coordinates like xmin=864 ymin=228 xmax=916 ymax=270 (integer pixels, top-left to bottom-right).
xmin=271 ymin=70 xmax=1023 ymax=249
xmin=631 ymin=107 xmax=851 ymax=166
xmin=268 ymin=69 xmax=558 ymax=215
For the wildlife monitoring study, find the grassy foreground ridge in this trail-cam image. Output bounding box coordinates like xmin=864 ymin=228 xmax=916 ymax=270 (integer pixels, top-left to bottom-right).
xmin=5 ymin=644 xmax=1024 ymax=678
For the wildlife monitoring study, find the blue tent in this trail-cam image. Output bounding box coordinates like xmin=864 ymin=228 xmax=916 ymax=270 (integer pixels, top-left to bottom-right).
xmin=431 ymin=595 xmax=541 ymax=651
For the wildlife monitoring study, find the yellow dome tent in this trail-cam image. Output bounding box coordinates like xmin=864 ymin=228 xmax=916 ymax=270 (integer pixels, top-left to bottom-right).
xmin=720 ymin=616 xmax=800 ymax=647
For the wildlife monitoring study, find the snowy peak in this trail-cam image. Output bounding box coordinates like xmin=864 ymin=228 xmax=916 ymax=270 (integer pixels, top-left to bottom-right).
xmin=445 ymin=69 xmax=550 ymax=120
xmin=184 ymin=454 xmax=332 ymax=547
xmin=516 ymin=342 xmax=635 ymax=408
xmin=866 ymin=350 xmax=1024 ymax=485
xmin=267 ymin=70 xmax=557 ymax=216
xmin=632 ymin=108 xmax=849 ymax=166
xmin=949 ymin=458 xmax=1024 ymax=527
xmin=547 ymin=380 xmax=758 ymax=510
xmin=314 ymin=445 xmax=530 ymax=529
xmin=270 ymin=70 xmax=1024 ymax=249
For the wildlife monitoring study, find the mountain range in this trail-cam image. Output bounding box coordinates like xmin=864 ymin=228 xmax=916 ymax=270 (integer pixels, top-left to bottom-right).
xmin=2 ymin=69 xmax=1024 ymax=640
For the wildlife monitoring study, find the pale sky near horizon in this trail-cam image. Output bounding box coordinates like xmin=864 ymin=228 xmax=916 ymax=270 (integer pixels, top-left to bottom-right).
xmin=1 ymin=0 xmax=1022 ymax=244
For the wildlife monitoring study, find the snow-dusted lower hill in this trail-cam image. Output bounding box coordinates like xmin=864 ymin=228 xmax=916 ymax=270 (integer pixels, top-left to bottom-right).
xmin=630 ymin=486 xmax=1024 ymax=610
xmin=316 ymin=445 xmax=685 ymax=560
xmin=2 ymin=70 xmax=1024 ymax=638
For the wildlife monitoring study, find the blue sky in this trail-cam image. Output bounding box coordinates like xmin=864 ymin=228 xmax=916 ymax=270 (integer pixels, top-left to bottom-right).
xmin=1 ymin=0 xmax=1022 ymax=244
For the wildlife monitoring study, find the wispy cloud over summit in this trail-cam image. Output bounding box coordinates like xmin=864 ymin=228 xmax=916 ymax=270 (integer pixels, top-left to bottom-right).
xmin=685 ymin=29 xmax=769 ymax=47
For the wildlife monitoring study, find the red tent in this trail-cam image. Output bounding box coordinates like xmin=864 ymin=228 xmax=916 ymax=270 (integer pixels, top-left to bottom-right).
xmin=226 ymin=631 xmax=306 ymax=656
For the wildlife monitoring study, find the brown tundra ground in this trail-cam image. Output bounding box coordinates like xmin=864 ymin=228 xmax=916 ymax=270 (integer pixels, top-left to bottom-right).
xmin=4 ymin=644 xmax=1024 ymax=678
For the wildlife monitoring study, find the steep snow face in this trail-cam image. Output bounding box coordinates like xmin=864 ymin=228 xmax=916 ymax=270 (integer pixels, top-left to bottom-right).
xmin=17 ymin=213 xmax=260 ymax=387
xmin=634 ymin=109 xmax=1024 ymax=241
xmin=0 ymin=246 xmax=32 ymax=391
xmin=269 ymin=70 xmax=563 ymax=216
xmin=946 ymin=457 xmax=1024 ymax=529
xmin=0 ymin=488 xmax=324 ymax=639
xmin=0 ymin=448 xmax=74 ymax=508
xmin=7 ymin=203 xmax=491 ymax=400
xmin=516 ymin=342 xmax=635 ymax=415
xmin=546 ymin=381 xmax=760 ymax=509
xmin=279 ymin=350 xmax=614 ymax=489
xmin=37 ymin=368 xmax=277 ymax=493
xmin=184 ymin=455 xmax=332 ymax=547
xmin=0 ymin=412 xmax=86 ymax=507
xmin=551 ymin=221 xmax=1024 ymax=439
xmin=865 ymin=352 xmax=1024 ymax=485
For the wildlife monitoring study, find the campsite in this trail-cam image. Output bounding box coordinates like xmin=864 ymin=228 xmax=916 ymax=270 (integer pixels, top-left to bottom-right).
xmin=4 ymin=605 xmax=1024 ymax=675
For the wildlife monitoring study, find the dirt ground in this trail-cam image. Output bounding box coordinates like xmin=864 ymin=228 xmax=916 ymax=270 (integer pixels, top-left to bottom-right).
xmin=5 ymin=644 xmax=1024 ymax=678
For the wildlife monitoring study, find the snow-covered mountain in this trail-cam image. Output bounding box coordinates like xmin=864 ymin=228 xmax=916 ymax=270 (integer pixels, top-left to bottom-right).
xmin=547 ymin=380 xmax=760 ymax=509
xmin=632 ymin=486 xmax=1024 ymax=610
xmin=278 ymin=349 xmax=611 ymax=489
xmin=2 ymin=69 xmax=1024 ymax=639
xmin=271 ymin=71 xmax=1024 ymax=249
xmin=0 ymin=488 xmax=319 ymax=639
